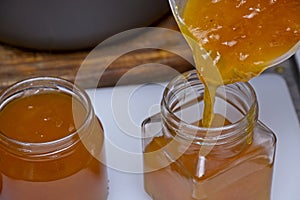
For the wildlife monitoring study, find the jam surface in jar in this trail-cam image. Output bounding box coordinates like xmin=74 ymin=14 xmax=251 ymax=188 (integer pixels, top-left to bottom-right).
xmin=0 ymin=92 xmax=85 ymax=143
xmin=0 ymin=89 xmax=108 ymax=200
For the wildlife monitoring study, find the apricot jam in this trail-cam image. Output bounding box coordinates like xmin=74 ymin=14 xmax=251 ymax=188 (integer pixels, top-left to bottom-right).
xmin=0 ymin=77 xmax=108 ymax=200
xmin=182 ymin=0 xmax=300 ymax=84
xmin=142 ymin=70 xmax=276 ymax=200
xmin=173 ymin=0 xmax=300 ymax=127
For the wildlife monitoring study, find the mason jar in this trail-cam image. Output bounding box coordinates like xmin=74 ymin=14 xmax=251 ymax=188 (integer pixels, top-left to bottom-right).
xmin=142 ymin=70 xmax=276 ymax=200
xmin=0 ymin=77 xmax=108 ymax=200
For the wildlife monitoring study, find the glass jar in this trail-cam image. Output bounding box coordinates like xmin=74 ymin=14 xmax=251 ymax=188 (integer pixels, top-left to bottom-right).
xmin=0 ymin=77 xmax=108 ymax=200
xmin=142 ymin=70 xmax=276 ymax=200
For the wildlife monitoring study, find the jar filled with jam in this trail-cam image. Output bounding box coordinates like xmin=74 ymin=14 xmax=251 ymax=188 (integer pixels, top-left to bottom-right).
xmin=142 ymin=70 xmax=276 ymax=200
xmin=0 ymin=77 xmax=108 ymax=200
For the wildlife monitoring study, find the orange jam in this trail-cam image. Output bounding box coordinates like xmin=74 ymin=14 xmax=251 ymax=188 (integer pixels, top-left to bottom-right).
xmin=179 ymin=0 xmax=300 ymax=126
xmin=0 ymin=92 xmax=86 ymax=143
xmin=0 ymin=78 xmax=108 ymax=200
xmin=182 ymin=0 xmax=300 ymax=84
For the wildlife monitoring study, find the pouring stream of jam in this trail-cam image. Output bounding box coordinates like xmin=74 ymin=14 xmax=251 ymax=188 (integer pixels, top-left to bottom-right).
xmin=180 ymin=0 xmax=300 ymax=126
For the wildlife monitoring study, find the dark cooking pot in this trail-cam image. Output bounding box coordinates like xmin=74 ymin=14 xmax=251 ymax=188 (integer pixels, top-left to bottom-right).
xmin=0 ymin=0 xmax=169 ymax=51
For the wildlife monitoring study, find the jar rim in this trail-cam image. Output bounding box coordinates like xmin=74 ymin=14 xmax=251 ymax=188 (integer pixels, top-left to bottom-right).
xmin=0 ymin=76 xmax=93 ymax=155
xmin=161 ymin=70 xmax=258 ymax=143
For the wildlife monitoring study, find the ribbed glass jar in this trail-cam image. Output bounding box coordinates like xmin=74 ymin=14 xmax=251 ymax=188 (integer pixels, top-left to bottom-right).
xmin=0 ymin=77 xmax=108 ymax=200
xmin=142 ymin=70 xmax=276 ymax=200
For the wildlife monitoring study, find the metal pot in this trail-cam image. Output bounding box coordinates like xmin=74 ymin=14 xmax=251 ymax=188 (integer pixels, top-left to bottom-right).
xmin=0 ymin=0 xmax=169 ymax=51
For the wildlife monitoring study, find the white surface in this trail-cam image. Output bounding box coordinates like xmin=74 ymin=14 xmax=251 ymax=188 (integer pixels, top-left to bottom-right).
xmin=86 ymin=73 xmax=300 ymax=200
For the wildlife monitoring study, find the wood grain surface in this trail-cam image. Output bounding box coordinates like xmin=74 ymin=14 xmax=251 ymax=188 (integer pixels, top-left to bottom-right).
xmin=0 ymin=15 xmax=194 ymax=90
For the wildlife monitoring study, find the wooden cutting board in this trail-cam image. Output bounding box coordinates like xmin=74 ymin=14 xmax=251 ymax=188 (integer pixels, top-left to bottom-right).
xmin=0 ymin=15 xmax=194 ymax=90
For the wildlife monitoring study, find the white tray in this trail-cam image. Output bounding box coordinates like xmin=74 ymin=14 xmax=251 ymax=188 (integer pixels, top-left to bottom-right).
xmin=86 ymin=73 xmax=300 ymax=200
